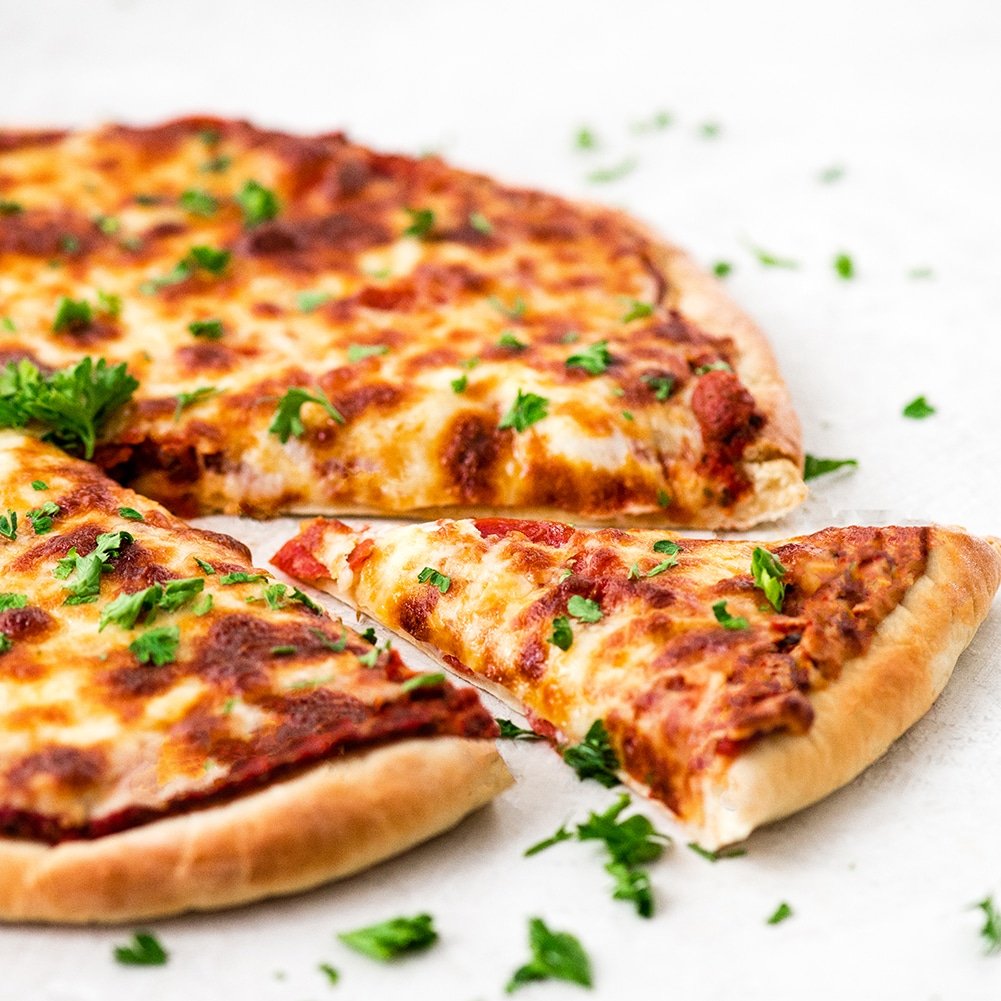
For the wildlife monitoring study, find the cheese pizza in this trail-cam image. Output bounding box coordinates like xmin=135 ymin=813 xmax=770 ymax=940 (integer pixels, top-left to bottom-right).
xmin=0 ymin=117 xmax=803 ymax=528
xmin=0 ymin=432 xmax=510 ymax=923
xmin=273 ymin=516 xmax=1001 ymax=847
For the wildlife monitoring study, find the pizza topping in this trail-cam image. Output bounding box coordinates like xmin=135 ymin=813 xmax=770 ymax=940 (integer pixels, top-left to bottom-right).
xmin=187 ymin=319 xmax=224 ymax=340
xmin=30 ymin=480 xmax=47 ymax=491
xmin=498 ymin=390 xmax=549 ymax=432
xmin=129 ymin=625 xmax=180 ymax=666
xmin=567 ymin=594 xmax=601 ymax=622
xmin=450 ymin=374 xmax=468 ymax=394
xmin=400 ymin=672 xmax=445 ymax=693
xmin=506 ymin=918 xmax=593 ymax=993
xmin=548 ymin=615 xmax=573 ymax=650
xmin=403 ymin=208 xmax=435 ymax=239
xmin=113 ymin=931 xmax=169 ymax=966
xmin=270 ymin=387 xmax=345 ymax=442
xmin=0 ymin=510 xmax=17 ymax=541
xmin=687 ymin=841 xmax=747 ymax=862
xmin=0 ymin=593 xmax=27 ymax=611
xmin=26 ymin=501 xmax=60 ymax=535
xmin=497 ymin=331 xmax=527 ymax=351
xmin=52 ymin=296 xmax=93 ymax=333
xmin=118 ymin=507 xmax=144 ymax=521
xmin=338 ymin=913 xmax=438 ymax=961
xmin=179 ymin=189 xmax=218 ymax=217
xmin=712 ymin=600 xmax=749 ymax=631
xmin=621 ymin=299 xmax=653 ymax=322
xmin=347 ymin=343 xmax=389 ymax=362
xmin=416 ymin=566 xmax=451 ymax=594
xmin=562 ymin=720 xmax=619 ymax=787
xmin=318 ymin=963 xmax=340 ymax=984
xmin=174 ymin=385 xmax=219 ymax=420
xmin=566 ymin=340 xmax=611 ymax=375
xmin=55 ymin=530 xmax=132 ymax=605
xmin=750 ymin=547 xmax=787 ymax=612
xmin=496 ymin=718 xmax=543 ymax=740
xmin=903 ymin=395 xmax=935 ymax=419
xmin=766 ymin=902 xmax=793 ymax=925
xmin=587 ymin=157 xmax=637 ymax=184
xmin=973 ymin=896 xmax=1001 ymax=954
xmin=803 ymin=454 xmax=858 ymax=480
xmin=237 ymin=180 xmax=280 ymax=227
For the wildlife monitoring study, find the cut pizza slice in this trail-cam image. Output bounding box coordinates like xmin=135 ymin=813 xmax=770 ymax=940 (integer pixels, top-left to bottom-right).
xmin=273 ymin=516 xmax=1001 ymax=847
xmin=0 ymin=117 xmax=803 ymax=528
xmin=0 ymin=432 xmax=510 ymax=923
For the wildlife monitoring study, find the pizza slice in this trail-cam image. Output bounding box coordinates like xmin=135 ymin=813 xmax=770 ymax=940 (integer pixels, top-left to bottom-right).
xmin=0 ymin=117 xmax=803 ymax=528
xmin=273 ymin=516 xmax=1001 ymax=847
xmin=0 ymin=432 xmax=510 ymax=923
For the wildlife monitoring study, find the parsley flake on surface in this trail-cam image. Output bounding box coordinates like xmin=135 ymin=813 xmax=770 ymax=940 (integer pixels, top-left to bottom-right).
xmin=0 ymin=593 xmax=26 ymax=612
xmin=751 ymin=547 xmax=787 ymax=612
xmin=30 ymin=480 xmax=47 ymax=490
xmin=338 ymin=913 xmax=438 ymax=961
xmin=347 ymin=343 xmax=389 ymax=362
xmin=747 ymin=243 xmax=799 ymax=269
xmin=201 ymin=154 xmax=231 ymax=174
xmin=586 ymin=158 xmax=637 ymax=184
xmin=187 ymin=318 xmax=224 ymax=340
xmin=0 ymin=510 xmax=18 ymax=541
xmin=237 ymin=179 xmax=280 ymax=227
xmin=113 ymin=930 xmax=169 ymax=966
xmin=713 ymin=599 xmax=749 ymax=631
xmin=220 ymin=572 xmax=267 ymax=585
xmin=417 ymin=566 xmax=451 ymax=593
xmin=834 ymin=253 xmax=855 ymax=279
xmin=713 ymin=261 xmax=733 ymax=278
xmin=566 ymin=340 xmax=611 ymax=375
xmin=506 ymin=918 xmax=592 ymax=993
xmin=179 ymin=188 xmax=218 ymax=217
xmin=27 ymin=501 xmax=60 ymax=535
xmin=270 ymin=387 xmax=345 ymax=442
xmin=562 ymin=719 xmax=619 ymax=787
xmin=129 ymin=625 xmax=180 ymax=666
xmin=469 ymin=211 xmax=493 ymax=234
xmin=524 ymin=825 xmax=573 ymax=857
xmin=118 ymin=507 xmax=143 ymax=521
xmin=310 ymin=628 xmax=347 ymax=652
xmin=642 ymin=374 xmax=674 ymax=400
xmin=567 ymin=594 xmax=601 ymax=622
xmin=498 ymin=331 xmax=527 ymax=350
xmin=819 ymin=164 xmax=846 ymax=183
xmin=298 ymin=290 xmax=331 ymax=312
xmin=698 ymin=121 xmax=722 ymax=138
xmin=767 ymin=902 xmax=794 ymax=925
xmin=656 ymin=489 xmax=671 ymax=508
xmin=574 ymin=127 xmax=599 ymax=150
xmin=972 ymin=895 xmax=1001 ymax=954
xmin=909 ymin=266 xmax=935 ymax=280
xmin=903 ymin=395 xmax=936 ymax=419
xmin=488 ymin=295 xmax=527 ymax=320
xmin=631 ymin=110 xmax=673 ymax=133
xmin=53 ymin=296 xmax=93 ymax=332
xmin=193 ymin=557 xmax=216 ymax=575
xmin=174 ymin=385 xmax=219 ymax=421
xmin=549 ymin=615 xmax=573 ymax=650
xmin=0 ymin=633 xmax=11 ymax=653
xmin=403 ymin=207 xmax=435 ymax=239
xmin=318 ymin=962 xmax=340 ymax=984
xmin=271 ymin=644 xmax=297 ymax=657
xmin=400 ymin=672 xmax=445 ymax=693
xmin=803 ymin=454 xmax=858 ymax=480
xmin=688 ymin=841 xmax=748 ymax=862
xmin=450 ymin=374 xmax=468 ymax=394
xmin=0 ymin=199 xmax=22 ymax=215
xmin=499 ymin=390 xmax=549 ymax=432
xmin=2 ymin=317 xmax=15 ymax=331
xmin=695 ymin=360 xmax=732 ymax=375
xmin=621 ymin=299 xmax=654 ymax=323
xmin=58 ymin=531 xmax=132 ymax=605
xmin=496 ymin=718 xmax=543 ymax=740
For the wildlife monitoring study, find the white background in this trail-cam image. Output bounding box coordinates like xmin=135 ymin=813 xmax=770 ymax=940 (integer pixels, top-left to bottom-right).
xmin=3 ymin=0 xmax=1001 ymax=998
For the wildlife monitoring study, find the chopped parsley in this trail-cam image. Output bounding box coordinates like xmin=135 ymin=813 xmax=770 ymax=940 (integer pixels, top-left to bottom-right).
xmin=158 ymin=578 xmax=205 ymax=613
xmin=549 ymin=615 xmax=573 ymax=651
xmin=621 ymin=299 xmax=654 ymax=323
xmin=118 ymin=507 xmax=144 ymax=522
xmin=499 ymin=390 xmax=549 ymax=432
xmin=803 ymin=454 xmax=858 ymax=480
xmin=834 ymin=253 xmax=855 ymax=279
xmin=53 ymin=296 xmax=93 ymax=333
xmin=586 ymin=158 xmax=637 ymax=183
xmin=113 ymin=931 xmax=169 ymax=966
xmin=0 ymin=199 xmax=23 ymax=215
xmin=347 ymin=344 xmax=389 ymax=362
xmin=698 ymin=121 xmax=722 ymax=139
xmin=179 ymin=188 xmax=218 ymax=217
xmin=400 ymin=672 xmax=445 ymax=693
xmin=506 ymin=918 xmax=592 ymax=993
xmin=141 ymin=245 xmax=230 ymax=293
xmin=687 ymin=841 xmax=748 ymax=862
xmin=269 ymin=387 xmax=345 ymax=442
xmin=187 ymin=318 xmax=224 ymax=340
xmin=290 ymin=586 xmax=323 ymax=615
xmin=298 ymin=290 xmax=330 ymax=313
xmin=100 ymin=578 xmax=203 ymax=630
xmin=642 ymin=374 xmax=674 ymax=401
xmin=566 ymin=340 xmax=611 ymax=375
xmin=450 ymin=374 xmax=468 ymax=394
xmin=0 ymin=510 xmax=18 ymax=541
xmin=271 ymin=644 xmax=297 ymax=657
xmin=403 ymin=207 xmax=435 ymax=239
xmin=695 ymin=360 xmax=732 ymax=375
xmin=59 ymin=234 xmax=80 ymax=255
xmin=417 ymin=566 xmax=451 ymax=594
xmin=653 ymin=539 xmax=680 ymax=555
xmin=2 ymin=317 xmax=15 ymax=331
xmin=747 ymin=243 xmax=799 ymax=269
xmin=713 ymin=261 xmax=733 ymax=278
xmin=574 ymin=127 xmax=599 ymax=150
xmin=174 ymin=385 xmax=219 ymax=420
xmin=194 ymin=557 xmax=216 ymax=574
xmin=318 ymin=963 xmax=340 ymax=985
xmin=0 ymin=633 xmax=11 ymax=654
xmin=972 ymin=895 xmax=1001 ymax=954
xmin=30 ymin=480 xmax=47 ymax=491
xmin=567 ymin=594 xmax=601 ymax=623
xmin=129 ymin=625 xmax=180 ymax=666
xmin=338 ymin=913 xmax=438 ymax=961
xmin=26 ymin=501 xmax=60 ymax=535
xmin=819 ymin=164 xmax=846 ymax=183
xmin=909 ymin=266 xmax=934 ymax=280
xmin=903 ymin=395 xmax=935 ymax=419
xmin=57 ymin=531 xmax=132 ymax=605
xmin=496 ymin=718 xmax=542 ymax=740
xmin=469 ymin=211 xmax=493 ymax=234
xmin=311 ymin=627 xmax=348 ymax=653
xmin=767 ymin=902 xmax=793 ymax=925
xmin=712 ymin=600 xmax=749 ymax=631
xmin=361 ymin=626 xmax=377 ymax=644
xmin=524 ymin=825 xmax=573 ymax=857
xmin=237 ymin=179 xmax=280 ymax=227
xmin=631 ymin=110 xmax=672 ymax=133
xmin=498 ymin=331 xmax=527 ymax=350
xmin=488 ymin=295 xmax=527 ymax=320
xmin=193 ymin=593 xmax=213 ymax=616
xmin=0 ymin=593 xmax=27 ymax=611
xmin=656 ymin=489 xmax=671 ymax=508
xmin=220 ymin=572 xmax=267 ymax=585
xmin=201 ymin=154 xmax=231 ymax=174
xmin=751 ymin=547 xmax=787 ymax=612
xmin=562 ymin=719 xmax=619 ymax=787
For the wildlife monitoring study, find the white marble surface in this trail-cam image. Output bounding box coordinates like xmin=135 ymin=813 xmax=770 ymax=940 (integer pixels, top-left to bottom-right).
xmin=3 ymin=0 xmax=1001 ymax=998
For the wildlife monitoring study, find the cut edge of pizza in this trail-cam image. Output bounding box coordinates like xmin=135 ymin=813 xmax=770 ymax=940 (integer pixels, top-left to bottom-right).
xmin=0 ymin=432 xmax=511 ymax=924
xmin=272 ymin=516 xmax=1001 ymax=848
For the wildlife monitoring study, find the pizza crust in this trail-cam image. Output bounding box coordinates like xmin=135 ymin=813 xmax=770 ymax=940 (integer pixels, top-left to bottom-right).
xmin=697 ymin=532 xmax=1001 ymax=847
xmin=0 ymin=737 xmax=512 ymax=924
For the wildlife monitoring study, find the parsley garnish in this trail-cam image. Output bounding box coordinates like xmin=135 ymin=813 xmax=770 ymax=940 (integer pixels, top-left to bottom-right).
xmin=220 ymin=572 xmax=267 ymax=585
xmin=347 ymin=344 xmax=389 ymax=362
xmin=0 ymin=199 xmax=23 ymax=215
xmin=361 ymin=626 xmax=377 ymax=644
xmin=713 ymin=261 xmax=733 ymax=278
xmin=698 ymin=121 xmax=722 ymax=139
xmin=566 ymin=340 xmax=611 ymax=375
xmin=58 ymin=531 xmax=132 ymax=605
xmin=586 ymin=158 xmax=637 ymax=183
xmin=642 ymin=374 xmax=674 ymax=400
xmin=819 ymin=164 xmax=846 ymax=183
xmin=400 ymin=672 xmax=445 ymax=693
xmin=141 ymin=245 xmax=230 ymax=293
xmin=695 ymin=360 xmax=732 ymax=374
xmin=803 ymin=454 xmax=858 ymax=480
xmin=174 ymin=385 xmax=219 ymax=420
xmin=113 ymin=931 xmax=169 ymax=966
xmin=499 ymin=390 xmax=549 ymax=432
xmin=158 ymin=578 xmax=204 ymax=612
xmin=469 ymin=212 xmax=493 ymax=234
xmin=194 ymin=557 xmax=216 ymax=574
xmin=498 ymin=331 xmax=526 ymax=350
xmin=0 ymin=593 xmax=26 ymax=611
xmin=237 ymin=179 xmax=280 ymax=227
xmin=496 ymin=718 xmax=542 ymax=740
xmin=118 ymin=507 xmax=143 ymax=521
xmin=747 ymin=243 xmax=799 ymax=269
xmin=417 ymin=566 xmax=451 ymax=593
xmin=1 ymin=317 xmax=15 ymax=331
xmin=631 ymin=110 xmax=672 ymax=133
xmin=549 ymin=615 xmax=573 ymax=650
xmin=767 ymin=902 xmax=793 ymax=925
xmin=193 ymin=593 xmax=213 ymax=616
xmin=488 ymin=295 xmax=527 ymax=320
xmin=622 ymin=299 xmax=654 ymax=322
xmin=0 ymin=633 xmax=11 ymax=653
xmin=100 ymin=586 xmax=162 ymax=631
xmin=450 ymin=374 xmax=468 ymax=394
xmin=201 ymin=154 xmax=231 ymax=173
xmin=903 ymin=395 xmax=935 ymax=419
xmin=656 ymin=489 xmax=671 ymax=508
xmin=297 ymin=290 xmax=330 ymax=313
xmin=403 ymin=208 xmax=435 ymax=239
xmin=129 ymin=625 xmax=180 ymax=666
xmin=567 ymin=594 xmax=601 ymax=622
xmin=909 ymin=266 xmax=934 ymax=280
xmin=751 ymin=547 xmax=787 ymax=612
xmin=562 ymin=719 xmax=619 ymax=787
xmin=52 ymin=297 xmax=93 ymax=332
xmin=310 ymin=627 xmax=347 ymax=653
xmin=188 ymin=318 xmax=224 ymax=340
xmin=179 ymin=188 xmax=218 ymax=217
xmin=270 ymin=387 xmax=345 ymax=442
xmin=0 ymin=510 xmax=17 ymax=541
xmin=687 ymin=841 xmax=748 ymax=862
xmin=318 ymin=963 xmax=340 ymax=984
xmin=506 ymin=918 xmax=592 ymax=993
xmin=712 ymin=600 xmax=749 ymax=630
xmin=289 ymin=586 xmax=323 ymax=615
xmin=834 ymin=253 xmax=855 ymax=279
xmin=271 ymin=644 xmax=297 ymax=656
xmin=338 ymin=913 xmax=438 ymax=961
xmin=30 ymin=480 xmax=47 ymax=491
xmin=574 ymin=127 xmax=599 ymax=150
xmin=27 ymin=501 xmax=60 ymax=535
xmin=972 ymin=895 xmax=1001 ymax=954
xmin=524 ymin=825 xmax=573 ymax=857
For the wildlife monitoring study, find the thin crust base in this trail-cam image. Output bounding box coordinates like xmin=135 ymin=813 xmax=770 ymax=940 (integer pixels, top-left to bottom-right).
xmin=0 ymin=737 xmax=512 ymax=924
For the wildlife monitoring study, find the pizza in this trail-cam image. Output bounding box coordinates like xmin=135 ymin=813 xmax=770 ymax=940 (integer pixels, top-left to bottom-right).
xmin=0 ymin=431 xmax=510 ymax=923
xmin=0 ymin=116 xmax=803 ymax=528
xmin=272 ymin=516 xmax=1001 ymax=846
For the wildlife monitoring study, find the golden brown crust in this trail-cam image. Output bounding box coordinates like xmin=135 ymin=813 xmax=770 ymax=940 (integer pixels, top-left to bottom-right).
xmin=698 ymin=530 xmax=1001 ymax=846
xmin=0 ymin=736 xmax=511 ymax=923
